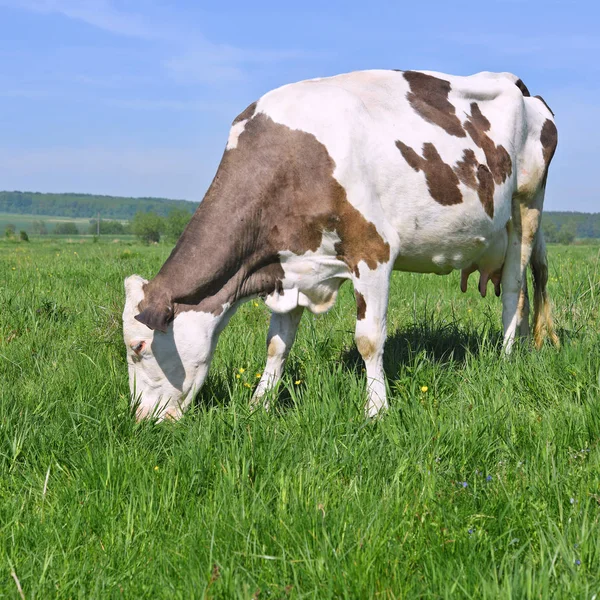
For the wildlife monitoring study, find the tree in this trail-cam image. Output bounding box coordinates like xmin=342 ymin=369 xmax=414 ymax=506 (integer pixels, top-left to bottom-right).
xmin=19 ymin=230 xmax=29 ymax=242
xmin=87 ymin=219 xmax=128 ymax=235
xmin=54 ymin=222 xmax=79 ymax=235
xmin=5 ymin=223 xmax=16 ymax=238
xmin=165 ymin=208 xmax=191 ymax=241
xmin=131 ymin=211 xmax=164 ymax=244
xmin=542 ymin=220 xmax=559 ymax=243
xmin=32 ymin=220 xmax=48 ymax=235
xmin=557 ymin=221 xmax=577 ymax=245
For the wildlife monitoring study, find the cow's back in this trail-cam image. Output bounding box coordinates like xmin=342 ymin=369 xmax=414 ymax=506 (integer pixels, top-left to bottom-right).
xmin=254 ymin=69 xmax=540 ymax=275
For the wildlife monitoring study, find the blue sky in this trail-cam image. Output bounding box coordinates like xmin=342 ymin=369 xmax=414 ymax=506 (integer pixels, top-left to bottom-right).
xmin=0 ymin=0 xmax=598 ymax=211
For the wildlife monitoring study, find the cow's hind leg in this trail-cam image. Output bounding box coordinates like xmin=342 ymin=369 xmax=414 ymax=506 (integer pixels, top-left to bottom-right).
xmin=501 ymin=203 xmax=536 ymax=353
xmin=353 ymin=267 xmax=391 ymax=418
xmin=518 ymin=276 xmax=531 ymax=338
xmin=531 ymin=230 xmax=560 ymax=348
xmin=251 ymin=306 xmax=304 ymax=410
xmin=502 ymin=187 xmax=553 ymax=353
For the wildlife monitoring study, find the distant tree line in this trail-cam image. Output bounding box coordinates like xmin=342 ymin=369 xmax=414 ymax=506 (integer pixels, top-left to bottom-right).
xmin=26 ymin=219 xmax=131 ymax=236
xmin=0 ymin=191 xmax=196 ymax=220
xmin=541 ymin=212 xmax=600 ymax=242
xmin=11 ymin=209 xmax=192 ymax=242
xmin=1 ymin=190 xmax=598 ymax=244
xmin=130 ymin=209 xmax=191 ymax=244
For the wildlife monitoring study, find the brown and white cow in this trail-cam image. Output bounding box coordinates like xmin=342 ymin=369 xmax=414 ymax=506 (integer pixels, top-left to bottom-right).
xmin=123 ymin=69 xmax=559 ymax=421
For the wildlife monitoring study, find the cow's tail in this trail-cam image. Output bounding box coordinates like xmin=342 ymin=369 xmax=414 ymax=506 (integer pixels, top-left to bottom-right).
xmin=530 ymin=229 xmax=560 ymax=349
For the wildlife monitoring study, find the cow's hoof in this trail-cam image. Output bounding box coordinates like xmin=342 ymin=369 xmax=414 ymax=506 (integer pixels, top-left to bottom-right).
xmin=365 ymin=401 xmax=388 ymax=419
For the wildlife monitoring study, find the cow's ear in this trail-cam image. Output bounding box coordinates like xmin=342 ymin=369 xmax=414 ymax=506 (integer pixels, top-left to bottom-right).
xmin=134 ymin=305 xmax=173 ymax=333
xmin=124 ymin=274 xmax=148 ymax=299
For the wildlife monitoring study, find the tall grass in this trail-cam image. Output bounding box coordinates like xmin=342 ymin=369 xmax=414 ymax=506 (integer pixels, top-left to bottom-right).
xmin=1 ymin=238 xmax=599 ymax=598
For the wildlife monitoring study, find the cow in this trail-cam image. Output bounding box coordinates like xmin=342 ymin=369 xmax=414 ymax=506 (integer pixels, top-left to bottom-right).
xmin=123 ymin=69 xmax=559 ymax=421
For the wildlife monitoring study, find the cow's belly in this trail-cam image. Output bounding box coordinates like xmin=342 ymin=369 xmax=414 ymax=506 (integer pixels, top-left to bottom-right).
xmin=391 ymin=212 xmax=509 ymax=275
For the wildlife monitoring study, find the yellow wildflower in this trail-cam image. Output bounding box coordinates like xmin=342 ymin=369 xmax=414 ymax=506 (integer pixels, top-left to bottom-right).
xmin=295 ymin=380 xmax=302 ymax=385
xmin=421 ymin=386 xmax=428 ymax=393
xmin=238 ymin=368 xmax=245 ymax=374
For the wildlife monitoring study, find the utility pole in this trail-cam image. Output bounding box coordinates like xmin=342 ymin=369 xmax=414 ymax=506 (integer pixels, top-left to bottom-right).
xmin=97 ymin=211 xmax=100 ymax=236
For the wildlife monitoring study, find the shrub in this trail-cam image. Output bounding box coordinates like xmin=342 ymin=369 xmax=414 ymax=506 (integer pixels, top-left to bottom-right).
xmin=131 ymin=211 xmax=164 ymax=244
xmin=54 ymin=222 xmax=80 ymax=235
xmin=32 ymin=220 xmax=48 ymax=235
xmin=165 ymin=208 xmax=192 ymax=241
xmin=87 ymin=219 xmax=129 ymax=235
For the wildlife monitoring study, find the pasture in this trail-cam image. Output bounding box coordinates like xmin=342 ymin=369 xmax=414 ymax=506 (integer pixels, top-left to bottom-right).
xmin=1 ymin=237 xmax=599 ymax=598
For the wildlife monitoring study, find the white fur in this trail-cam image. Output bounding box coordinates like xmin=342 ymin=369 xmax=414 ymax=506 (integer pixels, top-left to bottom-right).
xmin=226 ymin=120 xmax=248 ymax=150
xmin=123 ymin=276 xmax=233 ymax=421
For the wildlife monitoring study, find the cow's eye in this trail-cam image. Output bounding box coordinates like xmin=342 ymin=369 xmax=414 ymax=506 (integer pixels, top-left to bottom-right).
xmin=131 ymin=341 xmax=146 ymax=355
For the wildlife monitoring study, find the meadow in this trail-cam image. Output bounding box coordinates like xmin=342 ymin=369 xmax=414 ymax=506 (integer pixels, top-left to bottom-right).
xmin=1 ymin=237 xmax=599 ymax=598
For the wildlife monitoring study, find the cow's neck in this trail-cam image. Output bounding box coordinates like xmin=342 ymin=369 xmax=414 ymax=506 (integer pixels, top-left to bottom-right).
xmin=142 ymin=160 xmax=283 ymax=318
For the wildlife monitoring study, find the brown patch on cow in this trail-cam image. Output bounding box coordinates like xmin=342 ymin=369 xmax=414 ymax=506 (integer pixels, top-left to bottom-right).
xmin=356 ymin=336 xmax=376 ymax=360
xmin=540 ymin=119 xmax=558 ymax=166
xmin=452 ymin=149 xmax=495 ymax=218
xmin=534 ymin=95 xmax=554 ymax=117
xmin=355 ymin=291 xmax=367 ymax=320
xmin=137 ymin=113 xmax=390 ymax=328
xmin=396 ymin=141 xmax=463 ymax=206
xmin=135 ymin=285 xmax=174 ymax=332
xmin=403 ymin=71 xmax=466 ymax=138
xmin=232 ymin=101 xmax=257 ymax=125
xmin=539 ymin=118 xmax=558 ymax=188
xmin=515 ymin=78 xmax=531 ymax=97
xmin=463 ymin=102 xmax=512 ymax=186
xmin=476 ymin=164 xmax=495 ymax=218
xmin=454 ymin=148 xmax=478 ymax=189
xmin=267 ymin=338 xmax=279 ymax=358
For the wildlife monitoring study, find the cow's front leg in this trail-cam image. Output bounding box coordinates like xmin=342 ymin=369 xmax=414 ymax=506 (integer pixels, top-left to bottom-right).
xmin=251 ymin=306 xmax=304 ymax=410
xmin=353 ymin=269 xmax=390 ymax=418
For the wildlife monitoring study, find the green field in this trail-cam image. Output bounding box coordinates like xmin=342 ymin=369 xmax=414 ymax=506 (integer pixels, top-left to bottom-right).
xmin=1 ymin=237 xmax=599 ymax=598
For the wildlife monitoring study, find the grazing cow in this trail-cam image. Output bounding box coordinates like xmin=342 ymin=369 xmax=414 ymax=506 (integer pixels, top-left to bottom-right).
xmin=123 ymin=69 xmax=559 ymax=421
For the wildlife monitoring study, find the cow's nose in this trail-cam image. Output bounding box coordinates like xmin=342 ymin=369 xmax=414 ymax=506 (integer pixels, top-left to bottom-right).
xmin=135 ymin=405 xmax=151 ymax=421
xmin=162 ymin=406 xmax=182 ymax=421
xmin=135 ymin=404 xmax=181 ymax=422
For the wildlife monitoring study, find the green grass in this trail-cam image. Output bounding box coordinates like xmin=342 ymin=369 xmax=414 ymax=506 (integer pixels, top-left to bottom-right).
xmin=1 ymin=237 xmax=599 ymax=598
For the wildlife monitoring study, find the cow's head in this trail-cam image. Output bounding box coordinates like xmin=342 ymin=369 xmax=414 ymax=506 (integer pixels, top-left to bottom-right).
xmin=122 ymin=275 xmax=227 ymax=421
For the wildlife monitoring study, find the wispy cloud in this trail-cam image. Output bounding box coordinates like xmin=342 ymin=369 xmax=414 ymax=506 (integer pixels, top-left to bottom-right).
xmin=0 ymin=0 xmax=162 ymax=39
xmin=1 ymin=0 xmax=316 ymax=84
